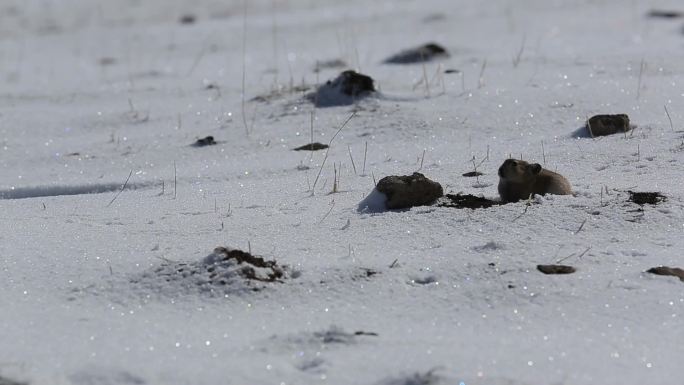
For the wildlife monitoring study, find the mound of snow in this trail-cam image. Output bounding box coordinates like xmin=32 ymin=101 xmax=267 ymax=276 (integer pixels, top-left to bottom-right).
xmin=357 ymin=188 xmax=389 ymax=213
xmin=129 ymin=247 xmax=292 ymax=297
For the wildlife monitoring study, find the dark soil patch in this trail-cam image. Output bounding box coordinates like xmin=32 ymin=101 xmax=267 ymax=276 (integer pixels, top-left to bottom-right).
xmin=537 ymin=264 xmax=576 ymax=275
xmin=211 ymin=246 xmax=284 ymax=282
xmin=383 ymin=43 xmax=449 ymax=64
xmin=330 ymin=70 xmax=375 ymax=96
xmin=379 ymin=370 xmax=443 ymax=385
xmin=586 ymin=114 xmax=631 ymax=137
xmin=192 ymin=136 xmax=217 ymax=147
xmin=462 ymin=171 xmax=484 ymax=177
xmin=314 ymin=327 xmax=378 ymax=344
xmin=438 ymin=194 xmax=500 ymax=209
xmin=308 ymin=70 xmax=375 ymax=107
xmin=629 ymin=191 xmax=666 ymax=205
xmin=358 ymin=268 xmax=379 ymax=279
xmin=98 ymin=57 xmax=116 ymax=66
xmin=647 ymin=10 xmax=682 ymax=19
xmin=179 ymin=14 xmax=197 ymax=24
xmin=647 ymin=266 xmax=684 ymax=281
xmin=376 ymin=172 xmax=443 ymax=209
xmin=354 ymin=331 xmax=379 ymax=337
xmin=293 ymin=142 xmax=328 ymax=151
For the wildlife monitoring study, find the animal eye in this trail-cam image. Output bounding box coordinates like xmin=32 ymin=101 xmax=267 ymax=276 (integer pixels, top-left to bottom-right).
xmin=510 ymin=161 xmax=517 ymax=166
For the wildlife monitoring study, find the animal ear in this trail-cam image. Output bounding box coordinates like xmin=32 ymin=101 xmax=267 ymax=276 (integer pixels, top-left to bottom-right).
xmin=530 ymin=163 xmax=542 ymax=174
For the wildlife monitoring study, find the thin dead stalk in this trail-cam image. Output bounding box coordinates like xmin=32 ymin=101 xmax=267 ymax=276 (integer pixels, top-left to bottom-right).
xmin=574 ymin=219 xmax=587 ymax=234
xmin=664 ymin=105 xmax=674 ymax=131
xmin=311 ymin=112 xmax=356 ymax=193
xmin=241 ymin=0 xmax=249 ymax=136
xmin=478 ymin=59 xmax=487 ymax=89
xmin=348 ymin=145 xmax=357 ymax=175
xmin=636 ymin=58 xmax=645 ymax=100
xmin=107 ymin=170 xmax=133 ymax=207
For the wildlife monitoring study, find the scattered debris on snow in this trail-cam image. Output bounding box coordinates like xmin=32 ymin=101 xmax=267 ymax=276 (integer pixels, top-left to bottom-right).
xmin=375 ymin=369 xmax=444 ymax=385
xmin=438 ymin=193 xmax=499 ymax=209
xmin=267 ymin=325 xmax=378 ymax=350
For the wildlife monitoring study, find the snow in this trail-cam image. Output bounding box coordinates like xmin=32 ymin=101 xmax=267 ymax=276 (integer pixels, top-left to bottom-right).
xmin=357 ymin=188 xmax=388 ymax=213
xmin=1 ymin=0 xmax=684 ymax=384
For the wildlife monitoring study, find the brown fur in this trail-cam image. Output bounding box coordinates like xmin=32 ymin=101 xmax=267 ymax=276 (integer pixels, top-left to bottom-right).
xmin=497 ymin=159 xmax=572 ymax=203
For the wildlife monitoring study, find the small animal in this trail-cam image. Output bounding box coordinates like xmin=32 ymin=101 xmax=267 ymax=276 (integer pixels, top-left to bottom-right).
xmin=497 ymin=159 xmax=572 ymax=203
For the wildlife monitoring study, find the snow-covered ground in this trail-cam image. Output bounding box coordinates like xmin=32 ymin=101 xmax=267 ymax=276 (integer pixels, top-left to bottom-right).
xmin=2 ymin=0 xmax=684 ymax=384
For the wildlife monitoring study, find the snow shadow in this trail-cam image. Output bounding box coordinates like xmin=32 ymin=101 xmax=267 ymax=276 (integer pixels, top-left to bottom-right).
xmin=69 ymin=366 xmax=145 ymax=385
xmin=569 ymin=125 xmax=592 ymax=138
xmin=0 ymin=182 xmax=151 ymax=200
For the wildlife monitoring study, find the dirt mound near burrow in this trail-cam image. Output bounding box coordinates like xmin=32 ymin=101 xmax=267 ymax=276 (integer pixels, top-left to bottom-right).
xmin=129 ymin=247 xmax=295 ymax=297
xmin=629 ymin=191 xmax=666 ymax=205
xmin=438 ymin=194 xmax=500 ymax=209
xmin=307 ymin=70 xmax=375 ymax=107
xmin=585 ymin=114 xmax=631 ymax=137
xmin=376 ymin=172 xmax=443 ymax=209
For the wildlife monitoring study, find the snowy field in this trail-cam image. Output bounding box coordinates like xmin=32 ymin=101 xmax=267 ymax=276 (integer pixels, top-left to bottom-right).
xmin=1 ymin=0 xmax=684 ymax=384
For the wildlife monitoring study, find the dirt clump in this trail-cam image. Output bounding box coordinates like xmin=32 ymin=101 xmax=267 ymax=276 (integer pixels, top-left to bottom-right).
xmin=537 ymin=264 xmax=576 ymax=275
xmin=308 ymin=70 xmax=375 ymax=107
xmin=629 ymin=191 xmax=666 ymax=205
xmin=647 ymin=266 xmax=684 ymax=281
xmin=192 ymin=136 xmax=217 ymax=147
xmin=376 ymin=172 xmax=443 ymax=209
xmin=586 ymin=114 xmax=631 ymax=137
xmin=293 ymin=142 xmax=328 ymax=151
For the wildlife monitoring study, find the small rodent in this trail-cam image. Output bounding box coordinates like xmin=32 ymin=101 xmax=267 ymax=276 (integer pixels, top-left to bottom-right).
xmin=497 ymin=159 xmax=572 ymax=203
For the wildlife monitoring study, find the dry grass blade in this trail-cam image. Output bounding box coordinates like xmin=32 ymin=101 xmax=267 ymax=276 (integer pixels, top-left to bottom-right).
xmin=106 ymin=170 xmax=133 ymax=207
xmin=311 ymin=112 xmax=356 ymax=193
xmin=664 ymin=105 xmax=674 ymax=131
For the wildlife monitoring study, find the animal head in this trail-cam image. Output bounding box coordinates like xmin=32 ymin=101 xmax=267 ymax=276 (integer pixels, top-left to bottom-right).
xmin=498 ymin=159 xmax=542 ymax=182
